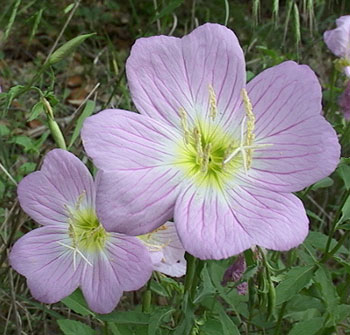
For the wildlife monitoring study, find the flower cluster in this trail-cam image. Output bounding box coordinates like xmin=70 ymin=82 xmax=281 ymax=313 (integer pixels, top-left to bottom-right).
xmin=10 ymin=23 xmax=340 ymax=313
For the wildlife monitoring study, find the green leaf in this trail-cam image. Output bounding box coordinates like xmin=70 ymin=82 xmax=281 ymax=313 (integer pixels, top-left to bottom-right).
xmin=152 ymin=0 xmax=183 ymax=22
xmin=57 ymin=319 xmax=96 ymax=335
xmin=68 ymin=100 xmax=95 ymax=148
xmin=337 ymin=159 xmax=350 ymax=190
xmin=6 ymin=85 xmax=25 ymax=108
xmin=10 ymin=135 xmax=35 ymax=152
xmin=150 ymin=280 xmax=170 ymax=297
xmin=19 ymin=162 xmax=36 ymax=175
xmin=340 ymin=195 xmax=350 ymax=224
xmin=148 ymin=308 xmax=174 ymax=335
xmin=275 ymin=265 xmax=315 ymax=305
xmin=97 ymin=311 xmax=150 ymax=324
xmin=314 ymin=265 xmax=339 ymax=313
xmin=305 ymin=231 xmax=348 ymax=255
xmin=310 ymin=177 xmax=333 ymax=190
xmin=215 ymin=303 xmax=240 ymax=335
xmin=61 ymin=289 xmax=94 ymax=316
xmin=28 ymin=101 xmax=44 ymax=121
xmin=0 ymin=124 xmax=10 ymax=136
xmin=106 ymin=322 xmax=122 ymax=335
xmin=48 ymin=33 xmax=96 ymax=65
xmin=288 ymin=317 xmax=324 ymax=335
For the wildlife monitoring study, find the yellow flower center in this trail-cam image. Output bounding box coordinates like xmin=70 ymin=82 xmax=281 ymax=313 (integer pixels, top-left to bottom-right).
xmin=174 ymin=87 xmax=271 ymax=190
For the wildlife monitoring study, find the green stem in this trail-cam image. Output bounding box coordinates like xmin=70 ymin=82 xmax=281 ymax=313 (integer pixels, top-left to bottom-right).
xmin=325 ymin=230 xmax=350 ymax=262
xmin=184 ymin=253 xmax=197 ymax=300
xmin=321 ymin=189 xmax=350 ymax=262
xmin=142 ymin=280 xmax=152 ymax=313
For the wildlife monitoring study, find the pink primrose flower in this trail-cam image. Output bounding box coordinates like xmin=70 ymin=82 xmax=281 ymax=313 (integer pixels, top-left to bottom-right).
xmin=82 ymin=23 xmax=340 ymax=260
xmin=138 ymin=221 xmax=186 ymax=277
xmin=9 ymin=149 xmax=153 ymax=314
xmin=324 ymin=15 xmax=350 ymax=77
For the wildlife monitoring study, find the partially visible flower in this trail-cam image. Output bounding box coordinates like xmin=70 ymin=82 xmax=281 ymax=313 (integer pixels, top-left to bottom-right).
xmin=82 ymin=23 xmax=340 ymax=260
xmin=324 ymin=16 xmax=350 ymax=77
xmin=221 ymin=254 xmax=248 ymax=295
xmin=138 ymin=221 xmax=186 ymax=277
xmin=9 ymin=149 xmax=152 ymax=314
xmin=339 ymin=80 xmax=350 ymax=120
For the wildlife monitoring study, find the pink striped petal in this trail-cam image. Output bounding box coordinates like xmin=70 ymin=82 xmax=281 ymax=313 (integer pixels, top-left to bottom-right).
xmin=174 ymin=182 xmax=308 ymax=260
xmin=9 ymin=226 xmax=82 ymax=304
xmin=126 ymin=23 xmax=245 ymax=129
xmin=82 ymin=110 xmax=183 ymax=235
xmin=142 ymin=222 xmax=186 ymax=277
xmin=17 ymin=149 xmax=95 ymax=226
xmin=80 ymin=234 xmax=152 ymax=314
xmin=82 ymin=109 xmax=180 ymax=171
xmin=243 ymin=61 xmax=340 ymax=192
xmin=96 ymin=168 xmax=182 ymax=235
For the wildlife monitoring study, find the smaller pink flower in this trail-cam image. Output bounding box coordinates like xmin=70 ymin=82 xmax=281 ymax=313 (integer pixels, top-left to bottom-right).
xmin=138 ymin=222 xmax=186 ymax=277
xmin=9 ymin=149 xmax=153 ymax=314
xmin=324 ymin=16 xmax=350 ymax=77
xmin=221 ymin=254 xmax=247 ymax=294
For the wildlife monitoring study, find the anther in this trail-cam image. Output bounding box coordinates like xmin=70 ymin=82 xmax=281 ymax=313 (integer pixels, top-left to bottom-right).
xmin=179 ymin=108 xmax=191 ymax=144
xmin=201 ymin=143 xmax=212 ymax=173
xmin=209 ymin=85 xmax=218 ymax=121
xmin=193 ymin=127 xmax=203 ymax=165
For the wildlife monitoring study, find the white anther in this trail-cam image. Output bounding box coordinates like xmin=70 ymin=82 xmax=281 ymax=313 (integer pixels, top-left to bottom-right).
xmin=57 ymin=241 xmax=93 ymax=270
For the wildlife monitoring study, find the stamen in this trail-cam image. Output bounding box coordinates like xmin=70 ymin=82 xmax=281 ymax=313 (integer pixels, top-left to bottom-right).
xmin=75 ymin=190 xmax=86 ymax=210
xmin=179 ymin=108 xmax=191 ymax=144
xmin=223 ymin=95 xmax=272 ymax=175
xmin=208 ymin=85 xmax=218 ymax=120
xmin=57 ymin=241 xmax=93 ymax=270
xmin=201 ymin=143 xmax=212 ymax=173
xmin=193 ymin=127 xmax=203 ymax=165
xmin=242 ymin=88 xmax=255 ymax=167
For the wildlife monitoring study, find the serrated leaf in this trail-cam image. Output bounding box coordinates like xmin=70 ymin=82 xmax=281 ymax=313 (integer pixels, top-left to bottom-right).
xmin=57 ymin=319 xmax=96 ymax=335
xmin=48 ymin=33 xmax=96 ymax=65
xmin=288 ymin=317 xmax=324 ymax=335
xmin=305 ymin=231 xmax=348 ymax=255
xmin=314 ymin=265 xmax=339 ymax=312
xmin=61 ymin=289 xmax=94 ymax=316
xmin=28 ymin=101 xmax=44 ymax=121
xmin=148 ymin=308 xmax=174 ymax=335
xmin=276 ymin=265 xmax=315 ymax=305
xmin=68 ymin=100 xmax=95 ymax=148
xmin=215 ymin=303 xmax=240 ymax=335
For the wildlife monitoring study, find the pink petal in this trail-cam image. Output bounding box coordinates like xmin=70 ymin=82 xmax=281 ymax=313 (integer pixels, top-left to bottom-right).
xmin=324 ymin=15 xmax=350 ymax=58
xmin=80 ymin=234 xmax=152 ymax=314
xmin=174 ymin=182 xmax=308 ymax=260
xmin=174 ymin=183 xmax=252 ymax=260
xmin=82 ymin=110 xmax=183 ymax=235
xmin=82 ymin=109 xmax=180 ymax=171
xmin=18 ymin=149 xmax=95 ymax=226
xmin=96 ymin=168 xmax=181 ymax=235
xmin=126 ymin=23 xmax=245 ymax=129
xmin=9 ymin=226 xmax=82 ymax=304
xmin=243 ymin=61 xmax=340 ymax=192
xmin=142 ymin=222 xmax=186 ymax=277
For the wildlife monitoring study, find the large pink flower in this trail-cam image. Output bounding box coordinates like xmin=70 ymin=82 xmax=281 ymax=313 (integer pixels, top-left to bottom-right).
xmin=82 ymin=23 xmax=340 ymax=260
xmin=9 ymin=149 xmax=153 ymax=314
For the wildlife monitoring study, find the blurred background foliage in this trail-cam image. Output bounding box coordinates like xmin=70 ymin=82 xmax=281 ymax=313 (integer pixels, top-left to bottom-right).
xmin=1 ymin=0 xmax=350 ymax=334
